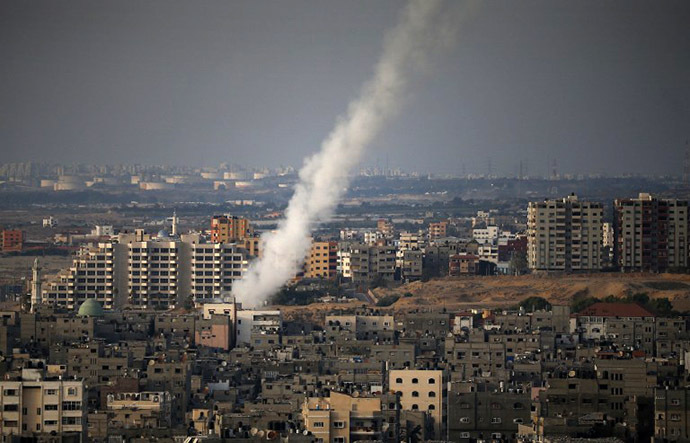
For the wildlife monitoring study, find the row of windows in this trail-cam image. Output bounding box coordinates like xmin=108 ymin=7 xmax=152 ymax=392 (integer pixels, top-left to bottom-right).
xmin=394 ymin=377 xmax=437 ymax=384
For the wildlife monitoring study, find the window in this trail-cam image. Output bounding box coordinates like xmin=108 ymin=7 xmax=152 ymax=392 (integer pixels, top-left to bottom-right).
xmin=333 ymin=421 xmax=345 ymax=429
xmin=491 ymin=417 xmax=502 ymax=424
xmin=3 ymin=404 xmax=18 ymax=412
xmin=62 ymin=401 xmax=82 ymax=411
xmin=395 ymin=378 xmax=403 ymax=384
xmin=62 ymin=417 xmax=82 ymax=425
xmin=45 ymin=405 xmax=58 ymax=411
xmin=45 ymin=389 xmax=58 ymax=396
xmin=428 ymin=378 xmax=436 ymax=384
xmin=67 ymin=387 xmax=77 ymax=396
xmin=313 ymin=422 xmax=325 ymax=428
xmin=412 ymin=378 xmax=419 ymax=384
xmin=428 ymin=405 xmax=435 ymax=410
xmin=411 ymin=404 xmax=419 ymax=410
xmin=412 ymin=391 xmax=419 ymax=397
xmin=428 ymin=391 xmax=436 ymax=398
xmin=3 ymin=389 xmax=17 ymax=396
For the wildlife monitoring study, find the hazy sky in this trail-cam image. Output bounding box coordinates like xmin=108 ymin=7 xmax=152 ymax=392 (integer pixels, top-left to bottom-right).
xmin=2 ymin=0 xmax=689 ymax=176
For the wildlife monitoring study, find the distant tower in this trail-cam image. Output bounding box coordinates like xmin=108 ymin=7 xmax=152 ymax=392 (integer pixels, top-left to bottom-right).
xmin=30 ymin=258 xmax=41 ymax=313
xmin=519 ymin=160 xmax=524 ymax=180
xmin=171 ymin=210 xmax=178 ymax=237
xmin=551 ymin=159 xmax=558 ymax=180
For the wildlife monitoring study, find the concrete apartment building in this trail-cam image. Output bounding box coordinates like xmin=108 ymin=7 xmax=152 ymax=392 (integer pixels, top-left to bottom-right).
xmin=306 ymin=240 xmax=338 ymax=279
xmin=128 ymin=238 xmax=187 ymax=309
xmin=428 ymin=221 xmax=448 ymax=240
xmin=400 ymin=250 xmax=423 ymax=281
xmin=302 ymin=391 xmax=383 ymax=443
xmin=0 ymin=371 xmax=86 ymax=439
xmin=399 ymin=231 xmax=424 ymax=251
xmin=527 ymin=194 xmax=603 ymax=272
xmin=389 ymin=369 xmax=444 ymax=440
xmin=377 ymin=219 xmax=395 ymax=238
xmin=336 ymin=243 xmax=352 ymax=279
xmin=448 ymin=382 xmax=531 ymax=442
xmin=42 ymin=242 xmax=115 ymax=310
xmin=449 ymin=254 xmax=479 ymax=276
xmin=348 ymin=243 xmax=396 ymax=283
xmin=614 ymin=193 xmax=689 ymax=272
xmin=210 ymin=215 xmax=253 ymax=243
xmin=0 ymin=228 xmax=24 ymax=252
xmin=191 ymin=242 xmax=248 ymax=302
xmin=654 ymin=387 xmax=690 ymax=441
xmin=572 ymin=303 xmax=656 ymax=353
xmin=325 ymin=314 xmax=395 ymax=341
xmin=202 ymin=302 xmax=282 ymax=346
xmin=106 ymin=391 xmax=172 ymax=429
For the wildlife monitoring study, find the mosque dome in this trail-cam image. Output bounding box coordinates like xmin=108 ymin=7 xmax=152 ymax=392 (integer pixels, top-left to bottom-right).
xmin=157 ymin=229 xmax=170 ymax=239
xmin=77 ymin=299 xmax=105 ymax=317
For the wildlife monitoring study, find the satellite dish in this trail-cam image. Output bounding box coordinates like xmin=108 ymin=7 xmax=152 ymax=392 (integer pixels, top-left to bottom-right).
xmin=148 ymin=360 xmax=155 ymax=366
xmin=251 ymin=428 xmax=259 ymax=436
xmin=257 ymin=430 xmax=265 ymax=438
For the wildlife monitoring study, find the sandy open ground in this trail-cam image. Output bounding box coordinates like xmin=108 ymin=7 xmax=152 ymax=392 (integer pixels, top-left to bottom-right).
xmin=276 ymin=273 xmax=690 ymax=325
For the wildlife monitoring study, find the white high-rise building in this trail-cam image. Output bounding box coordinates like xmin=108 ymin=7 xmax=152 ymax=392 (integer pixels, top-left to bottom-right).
xmin=128 ymin=239 xmax=180 ymax=309
xmin=191 ymin=243 xmax=248 ymax=303
xmin=527 ymin=194 xmax=603 ymax=271
xmin=42 ymin=243 xmax=115 ymax=310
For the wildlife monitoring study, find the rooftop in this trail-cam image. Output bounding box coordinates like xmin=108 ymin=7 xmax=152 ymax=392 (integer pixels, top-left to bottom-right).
xmin=577 ymin=302 xmax=655 ymax=318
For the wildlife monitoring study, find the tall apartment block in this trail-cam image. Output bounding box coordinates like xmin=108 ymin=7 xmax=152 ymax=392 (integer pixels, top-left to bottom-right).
xmin=210 ymin=215 xmax=253 ymax=243
xmin=42 ymin=243 xmax=115 ymax=310
xmin=527 ymin=194 xmax=603 ymax=271
xmin=614 ymin=193 xmax=688 ymax=272
xmin=305 ymin=241 xmax=338 ymax=279
xmin=191 ymin=243 xmax=248 ymax=302
xmin=128 ymin=240 xmax=182 ymax=310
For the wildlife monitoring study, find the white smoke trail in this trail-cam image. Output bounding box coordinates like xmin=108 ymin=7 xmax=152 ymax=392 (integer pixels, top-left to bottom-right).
xmin=234 ymin=0 xmax=458 ymax=307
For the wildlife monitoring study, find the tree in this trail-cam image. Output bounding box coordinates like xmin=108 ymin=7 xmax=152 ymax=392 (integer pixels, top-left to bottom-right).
xmin=509 ymin=252 xmax=529 ymax=275
xmin=518 ymin=296 xmax=551 ymax=312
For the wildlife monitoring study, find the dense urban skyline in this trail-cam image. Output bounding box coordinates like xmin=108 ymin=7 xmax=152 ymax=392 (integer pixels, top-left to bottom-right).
xmin=2 ymin=0 xmax=689 ymax=176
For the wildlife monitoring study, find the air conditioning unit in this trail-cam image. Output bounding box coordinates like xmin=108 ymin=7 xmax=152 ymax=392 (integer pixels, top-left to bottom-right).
xmin=459 ymin=432 xmax=470 ymax=438
xmin=460 ymin=417 xmax=470 ymax=423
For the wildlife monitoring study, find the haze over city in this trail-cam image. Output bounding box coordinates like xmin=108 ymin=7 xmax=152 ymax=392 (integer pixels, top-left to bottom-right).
xmin=4 ymin=2 xmax=690 ymax=442
xmin=2 ymin=0 xmax=689 ymax=175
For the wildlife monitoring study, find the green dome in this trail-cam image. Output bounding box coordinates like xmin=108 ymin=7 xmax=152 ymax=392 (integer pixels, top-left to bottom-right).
xmin=77 ymin=299 xmax=105 ymax=317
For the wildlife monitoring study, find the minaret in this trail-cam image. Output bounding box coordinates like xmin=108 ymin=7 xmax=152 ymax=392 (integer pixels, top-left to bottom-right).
xmin=30 ymin=258 xmax=41 ymax=313
xmin=171 ymin=210 xmax=178 ymax=237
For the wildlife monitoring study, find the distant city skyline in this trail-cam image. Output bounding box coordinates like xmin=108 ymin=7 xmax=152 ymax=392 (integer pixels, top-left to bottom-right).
xmin=2 ymin=0 xmax=689 ymax=176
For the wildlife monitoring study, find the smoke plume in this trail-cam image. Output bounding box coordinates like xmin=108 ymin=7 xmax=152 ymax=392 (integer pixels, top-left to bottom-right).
xmin=234 ymin=0 xmax=457 ymax=307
